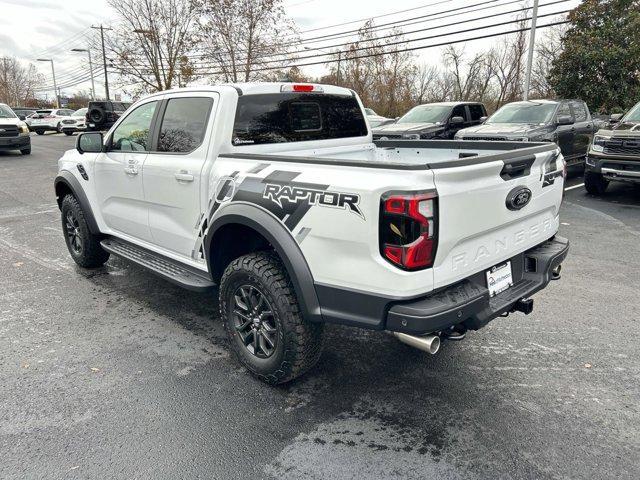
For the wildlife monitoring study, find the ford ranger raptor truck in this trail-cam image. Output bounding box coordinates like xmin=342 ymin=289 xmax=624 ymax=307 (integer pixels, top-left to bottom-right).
xmin=585 ymin=101 xmax=640 ymax=194
xmin=54 ymin=83 xmax=569 ymax=385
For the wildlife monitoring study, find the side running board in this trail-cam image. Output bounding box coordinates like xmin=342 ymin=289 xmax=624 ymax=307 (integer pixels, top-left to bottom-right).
xmin=101 ymin=238 xmax=216 ymax=291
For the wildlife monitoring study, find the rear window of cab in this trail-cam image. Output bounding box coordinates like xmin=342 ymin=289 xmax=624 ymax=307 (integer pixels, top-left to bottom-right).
xmin=232 ymin=93 xmax=368 ymax=145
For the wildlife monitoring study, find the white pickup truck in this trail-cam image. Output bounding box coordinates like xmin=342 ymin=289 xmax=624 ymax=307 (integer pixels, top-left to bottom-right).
xmin=55 ymin=82 xmax=569 ymax=384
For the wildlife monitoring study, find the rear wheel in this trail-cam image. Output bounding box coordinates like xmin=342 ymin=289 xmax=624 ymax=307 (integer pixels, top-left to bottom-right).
xmin=35 ymin=130 xmax=44 ymax=135
xmin=64 ymin=131 xmax=73 ymax=136
xmin=56 ymin=123 xmax=63 ymax=133
xmin=60 ymin=194 xmax=109 ymax=268
xmin=584 ymin=171 xmax=608 ymax=195
xmin=219 ymin=252 xmax=323 ymax=385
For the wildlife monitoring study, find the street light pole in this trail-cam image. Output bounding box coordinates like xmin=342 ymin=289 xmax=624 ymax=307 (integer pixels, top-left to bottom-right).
xmin=523 ymin=0 xmax=539 ymax=101
xmin=71 ymin=48 xmax=96 ymax=100
xmin=37 ymin=58 xmax=59 ymax=108
xmin=91 ymin=25 xmax=111 ymax=100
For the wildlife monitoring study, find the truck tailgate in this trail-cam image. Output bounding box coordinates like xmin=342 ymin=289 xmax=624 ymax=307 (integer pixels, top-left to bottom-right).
xmin=431 ymin=148 xmax=564 ymax=289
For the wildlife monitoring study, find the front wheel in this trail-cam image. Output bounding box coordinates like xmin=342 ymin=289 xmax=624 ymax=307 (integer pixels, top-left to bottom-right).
xmin=35 ymin=130 xmax=44 ymax=135
xmin=219 ymin=252 xmax=323 ymax=385
xmin=584 ymin=171 xmax=608 ymax=195
xmin=20 ymin=147 xmax=31 ymax=155
xmin=64 ymin=131 xmax=73 ymax=136
xmin=56 ymin=123 xmax=63 ymax=133
xmin=60 ymin=194 xmax=109 ymax=268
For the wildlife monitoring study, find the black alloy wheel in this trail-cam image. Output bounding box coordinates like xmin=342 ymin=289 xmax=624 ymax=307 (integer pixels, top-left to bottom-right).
xmin=65 ymin=210 xmax=83 ymax=255
xmin=232 ymin=285 xmax=278 ymax=358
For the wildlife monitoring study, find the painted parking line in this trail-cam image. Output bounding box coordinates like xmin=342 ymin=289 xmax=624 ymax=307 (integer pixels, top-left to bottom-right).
xmin=564 ymin=183 xmax=584 ymax=192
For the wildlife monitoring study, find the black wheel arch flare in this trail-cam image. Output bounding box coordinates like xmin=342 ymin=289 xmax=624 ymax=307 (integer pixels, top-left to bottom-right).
xmin=204 ymin=203 xmax=323 ymax=324
xmin=54 ymin=171 xmax=100 ymax=235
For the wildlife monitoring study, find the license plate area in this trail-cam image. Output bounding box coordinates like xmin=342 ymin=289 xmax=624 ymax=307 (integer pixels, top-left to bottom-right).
xmin=486 ymin=261 xmax=513 ymax=297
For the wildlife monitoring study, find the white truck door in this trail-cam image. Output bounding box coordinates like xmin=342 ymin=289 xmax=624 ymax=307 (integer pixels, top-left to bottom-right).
xmin=143 ymin=94 xmax=217 ymax=258
xmin=94 ymin=99 xmax=159 ymax=241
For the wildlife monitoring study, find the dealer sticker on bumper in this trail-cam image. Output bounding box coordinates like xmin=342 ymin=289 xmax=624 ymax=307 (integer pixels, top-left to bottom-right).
xmin=486 ymin=261 xmax=513 ymax=297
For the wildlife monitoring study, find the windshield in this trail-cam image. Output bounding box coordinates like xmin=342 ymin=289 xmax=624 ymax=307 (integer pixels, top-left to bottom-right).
xmin=73 ymin=108 xmax=87 ymax=116
xmin=398 ymin=105 xmax=450 ymax=124
xmin=0 ymin=105 xmax=17 ymax=118
xmin=488 ymin=103 xmax=556 ymax=124
xmin=622 ymin=102 xmax=640 ymax=122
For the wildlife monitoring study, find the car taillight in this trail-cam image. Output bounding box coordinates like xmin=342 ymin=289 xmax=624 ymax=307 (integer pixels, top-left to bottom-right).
xmin=280 ymin=84 xmax=324 ymax=93
xmin=380 ymin=191 xmax=437 ymax=271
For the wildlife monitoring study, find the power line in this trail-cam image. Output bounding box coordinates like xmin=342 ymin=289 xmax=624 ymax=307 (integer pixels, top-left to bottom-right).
xmin=185 ymin=10 xmax=570 ymax=72
xmin=189 ymin=20 xmax=570 ymax=77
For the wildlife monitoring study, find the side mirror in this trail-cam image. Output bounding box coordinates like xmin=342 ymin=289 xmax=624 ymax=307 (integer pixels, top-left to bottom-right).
xmin=556 ymin=115 xmax=574 ymax=126
xmin=479 ymin=116 xmax=488 ymax=123
xmin=449 ymin=116 xmax=465 ymax=125
xmin=394 ymin=117 xmax=400 ymax=121
xmin=609 ymin=113 xmax=623 ymax=123
xmin=18 ymin=115 xmax=26 ymax=121
xmin=76 ymin=132 xmax=104 ymax=154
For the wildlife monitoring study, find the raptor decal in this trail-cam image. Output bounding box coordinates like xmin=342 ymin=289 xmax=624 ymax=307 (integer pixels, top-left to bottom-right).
xmin=262 ymin=184 xmax=363 ymax=218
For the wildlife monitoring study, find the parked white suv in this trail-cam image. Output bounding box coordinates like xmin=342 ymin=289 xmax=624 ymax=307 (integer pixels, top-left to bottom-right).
xmin=55 ymin=83 xmax=569 ymax=384
xmin=30 ymin=108 xmax=75 ymax=135
xmin=61 ymin=108 xmax=88 ymax=136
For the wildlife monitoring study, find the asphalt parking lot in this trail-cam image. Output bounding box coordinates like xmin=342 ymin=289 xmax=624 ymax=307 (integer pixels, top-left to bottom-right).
xmin=1 ymin=133 xmax=638 ymax=480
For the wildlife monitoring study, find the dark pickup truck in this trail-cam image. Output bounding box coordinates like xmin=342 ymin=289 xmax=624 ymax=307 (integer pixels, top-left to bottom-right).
xmin=372 ymin=101 xmax=487 ymax=140
xmin=584 ymin=101 xmax=640 ymax=195
xmin=455 ymin=99 xmax=596 ymax=166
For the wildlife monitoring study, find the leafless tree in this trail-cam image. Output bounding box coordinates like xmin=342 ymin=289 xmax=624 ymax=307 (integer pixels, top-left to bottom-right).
xmin=106 ymin=0 xmax=199 ymax=93
xmin=198 ymin=0 xmax=297 ymax=82
xmin=530 ymin=21 xmax=567 ymax=99
xmin=0 ymin=57 xmax=43 ymax=105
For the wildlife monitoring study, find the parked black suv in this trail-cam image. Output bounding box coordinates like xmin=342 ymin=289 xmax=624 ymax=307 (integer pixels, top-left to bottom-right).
xmin=372 ymin=101 xmax=487 ymax=140
xmin=86 ymin=101 xmax=131 ymax=131
xmin=456 ymin=99 xmax=596 ymax=166
xmin=584 ymin=101 xmax=640 ymax=195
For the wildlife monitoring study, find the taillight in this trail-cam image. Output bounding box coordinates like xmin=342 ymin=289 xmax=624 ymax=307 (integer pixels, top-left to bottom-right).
xmin=380 ymin=191 xmax=437 ymax=271
xmin=280 ymin=84 xmax=324 ymax=93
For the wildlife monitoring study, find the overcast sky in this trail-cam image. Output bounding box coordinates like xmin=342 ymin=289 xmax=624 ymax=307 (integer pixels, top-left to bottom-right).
xmin=1 ymin=0 xmax=581 ymax=101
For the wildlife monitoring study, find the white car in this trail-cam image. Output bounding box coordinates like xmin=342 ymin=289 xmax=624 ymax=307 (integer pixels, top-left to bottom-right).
xmin=0 ymin=103 xmax=31 ymax=154
xmin=365 ymin=107 xmax=393 ymax=128
xmin=60 ymin=108 xmax=88 ymax=136
xmin=30 ymin=108 xmax=75 ymax=135
xmin=55 ymin=82 xmax=569 ymax=385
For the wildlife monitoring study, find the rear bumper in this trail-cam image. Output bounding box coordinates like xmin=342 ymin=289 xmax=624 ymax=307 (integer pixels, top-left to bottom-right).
xmin=0 ymin=136 xmax=30 ymax=150
xmin=385 ymin=236 xmax=569 ymax=335
xmin=586 ymin=152 xmax=640 ymax=184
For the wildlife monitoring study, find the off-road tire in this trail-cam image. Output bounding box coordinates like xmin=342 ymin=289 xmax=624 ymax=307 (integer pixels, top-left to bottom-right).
xmin=584 ymin=171 xmax=608 ymax=195
xmin=220 ymin=252 xmax=323 ymax=385
xmin=60 ymin=194 xmax=109 ymax=268
xmin=20 ymin=147 xmax=31 ymax=155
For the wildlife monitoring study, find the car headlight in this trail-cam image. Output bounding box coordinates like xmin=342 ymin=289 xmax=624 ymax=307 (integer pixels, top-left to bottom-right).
xmin=591 ymin=135 xmax=608 ymax=152
xmin=17 ymin=122 xmax=29 ymax=135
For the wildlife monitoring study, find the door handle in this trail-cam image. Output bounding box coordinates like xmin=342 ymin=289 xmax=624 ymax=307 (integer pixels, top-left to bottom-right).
xmin=175 ymin=171 xmax=194 ymax=182
xmin=124 ymin=166 xmax=138 ymax=175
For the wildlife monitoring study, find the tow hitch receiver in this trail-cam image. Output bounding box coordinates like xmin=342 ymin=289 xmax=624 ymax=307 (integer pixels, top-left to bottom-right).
xmin=513 ymin=298 xmax=534 ymax=315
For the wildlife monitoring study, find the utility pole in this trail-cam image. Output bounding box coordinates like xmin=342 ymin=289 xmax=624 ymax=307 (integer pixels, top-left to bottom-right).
xmin=37 ymin=58 xmax=59 ymax=108
xmin=92 ymin=25 xmax=112 ymax=100
xmin=71 ymin=48 xmax=96 ymax=100
xmin=523 ymin=0 xmax=539 ymax=101
xmin=336 ymin=51 xmax=342 ymax=85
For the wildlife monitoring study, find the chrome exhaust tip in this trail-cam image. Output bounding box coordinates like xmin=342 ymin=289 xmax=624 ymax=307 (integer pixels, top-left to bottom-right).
xmin=393 ymin=332 xmax=441 ymax=355
xmin=551 ymin=264 xmax=562 ymax=280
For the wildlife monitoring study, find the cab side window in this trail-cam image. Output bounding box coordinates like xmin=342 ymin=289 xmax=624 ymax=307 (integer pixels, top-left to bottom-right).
xmin=468 ymin=104 xmax=485 ymax=122
xmin=557 ymin=102 xmax=573 ymax=120
xmin=570 ymin=101 xmax=588 ymax=122
xmin=157 ymin=97 xmax=213 ymax=153
xmin=110 ymin=101 xmax=157 ymax=152
xmin=451 ymin=105 xmax=466 ymax=121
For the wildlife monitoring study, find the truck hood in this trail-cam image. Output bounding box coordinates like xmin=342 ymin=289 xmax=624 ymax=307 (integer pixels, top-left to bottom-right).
xmin=459 ymin=123 xmax=545 ymax=137
xmin=598 ymin=123 xmax=640 ymax=137
xmin=0 ymin=117 xmax=22 ymax=126
xmin=373 ymin=122 xmax=442 ymax=135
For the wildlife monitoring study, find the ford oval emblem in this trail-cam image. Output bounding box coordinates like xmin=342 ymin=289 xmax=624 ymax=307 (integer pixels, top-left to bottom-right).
xmin=506 ymin=186 xmax=532 ymax=211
